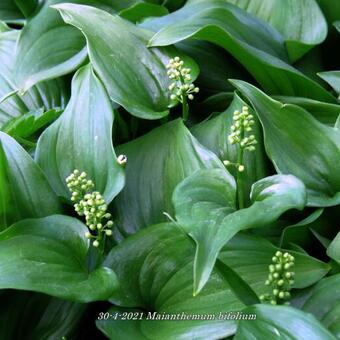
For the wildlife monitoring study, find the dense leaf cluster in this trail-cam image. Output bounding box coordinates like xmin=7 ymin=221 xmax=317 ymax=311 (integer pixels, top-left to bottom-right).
xmin=0 ymin=0 xmax=339 ymax=339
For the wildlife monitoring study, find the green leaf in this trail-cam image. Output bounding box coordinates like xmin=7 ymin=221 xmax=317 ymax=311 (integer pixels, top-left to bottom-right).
xmin=191 ymin=92 xmax=269 ymax=205
xmin=234 ymin=304 xmax=336 ymax=339
xmin=14 ymin=0 xmax=38 ymax=18
xmin=36 ymin=65 xmax=125 ymax=204
xmin=112 ymin=118 xmax=223 ymax=238
xmin=327 ymin=233 xmax=340 ymax=263
xmin=0 ymin=132 xmax=62 ymax=230
xmin=318 ymin=71 xmax=340 ymax=95
xmin=14 ymin=0 xmax=130 ymax=91
xmin=119 ymin=2 xmax=169 ymax=23
xmin=0 ymin=27 xmax=67 ymax=128
xmin=302 ymin=274 xmax=340 ymax=338
xmin=54 ymin=3 xmax=188 ymax=119
xmin=100 ymin=223 xmax=328 ymax=338
xmin=175 ymin=41 xmax=244 ymax=94
xmin=0 ymin=0 xmax=23 ymax=23
xmin=274 ymin=96 xmax=340 ymax=126
xmin=334 ymin=21 xmax=340 ymax=33
xmin=147 ymin=0 xmax=336 ymax=102
xmin=0 ymin=291 xmax=86 ymax=340
xmin=280 ymin=209 xmax=328 ymax=250
xmin=2 ymin=107 xmax=62 ymax=140
xmin=0 ymin=215 xmax=119 ymax=302
xmin=231 ymin=79 xmax=340 ymax=207
xmin=219 ymin=0 xmax=328 ymax=62
xmin=14 ymin=0 xmax=87 ymax=92
xmin=215 ymin=259 xmax=260 ymax=306
xmin=173 ymin=169 xmax=307 ymax=294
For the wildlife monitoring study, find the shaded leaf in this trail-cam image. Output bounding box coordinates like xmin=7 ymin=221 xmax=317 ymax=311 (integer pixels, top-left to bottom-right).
xmin=215 ymin=259 xmax=260 ymax=306
xmin=112 ymin=118 xmax=223 ymax=239
xmin=173 ymin=169 xmax=307 ymax=294
xmin=100 ymin=223 xmax=328 ymax=338
xmin=0 ymin=215 xmax=119 ymax=302
xmin=0 ymin=27 xmax=67 ymax=128
xmin=55 ymin=3 xmax=198 ymax=119
xmin=36 ymin=65 xmax=125 ymax=204
xmin=235 ymin=304 xmax=336 ymax=339
xmin=327 ymin=233 xmax=340 ymax=263
xmin=2 ymin=107 xmax=62 ymax=140
xmin=231 ymin=79 xmax=340 ymax=207
xmin=302 ymin=274 xmax=340 ymax=338
xmin=318 ymin=71 xmax=340 ymax=95
xmin=119 ymin=2 xmax=169 ymax=23
xmin=274 ymin=96 xmax=340 ymax=126
xmin=0 ymin=291 xmax=86 ymax=340
xmin=0 ymin=132 xmax=62 ymax=230
xmin=191 ymin=93 xmax=268 ymax=205
xmin=147 ymin=0 xmax=336 ymax=102
xmin=220 ymin=0 xmax=328 ymax=61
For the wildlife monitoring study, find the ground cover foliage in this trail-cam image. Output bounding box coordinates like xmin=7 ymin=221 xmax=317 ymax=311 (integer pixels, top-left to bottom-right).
xmin=0 ymin=0 xmax=339 ymax=339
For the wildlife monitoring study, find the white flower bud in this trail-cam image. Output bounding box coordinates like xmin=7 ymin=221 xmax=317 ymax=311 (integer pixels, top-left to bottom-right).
xmin=188 ymin=94 xmax=194 ymax=100
xmin=93 ymin=240 xmax=100 ymax=247
xmin=105 ymin=229 xmax=113 ymax=236
xmin=117 ymin=154 xmax=127 ymax=165
xmin=238 ymin=165 xmax=245 ymax=172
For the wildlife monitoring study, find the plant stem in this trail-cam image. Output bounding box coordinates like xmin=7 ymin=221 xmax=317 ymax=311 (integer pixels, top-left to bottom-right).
xmin=182 ymin=96 xmax=189 ymax=121
xmin=236 ymin=132 xmax=245 ymax=210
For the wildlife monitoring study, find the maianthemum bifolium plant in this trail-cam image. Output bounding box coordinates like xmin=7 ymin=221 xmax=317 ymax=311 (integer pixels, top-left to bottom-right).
xmin=0 ymin=0 xmax=339 ymax=339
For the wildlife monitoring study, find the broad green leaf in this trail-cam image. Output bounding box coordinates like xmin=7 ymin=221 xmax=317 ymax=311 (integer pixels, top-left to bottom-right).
xmin=235 ymin=304 xmax=336 ymax=340
xmin=14 ymin=0 xmax=86 ymax=91
xmin=0 ymin=291 xmax=86 ymax=340
xmin=36 ymin=65 xmax=125 ymax=204
xmin=0 ymin=132 xmax=62 ymax=230
xmin=55 ymin=3 xmax=199 ymax=120
xmin=220 ymin=0 xmax=328 ymax=62
xmin=147 ymin=0 xmax=336 ymax=102
xmin=176 ymin=41 xmax=246 ymax=94
xmin=191 ymin=93 xmax=268 ymax=205
xmin=0 ymin=27 xmax=67 ymax=128
xmin=215 ymin=259 xmax=260 ymax=306
xmin=14 ymin=0 xmax=38 ymax=18
xmin=280 ymin=209 xmax=330 ymax=251
xmin=173 ymin=169 xmax=307 ymax=294
xmin=316 ymin=1 xmax=340 ymax=25
xmin=14 ymin=0 xmax=130 ymax=91
xmin=231 ymin=79 xmax=340 ymax=207
xmin=0 ymin=0 xmax=23 ymax=23
xmin=119 ymin=2 xmax=169 ymax=23
xmin=318 ymin=71 xmax=340 ymax=95
xmin=302 ymin=274 xmax=340 ymax=338
xmin=100 ymin=223 xmax=328 ymax=338
xmin=274 ymin=96 xmax=340 ymax=126
xmin=327 ymin=233 xmax=340 ymax=263
xmin=112 ymin=118 xmax=224 ymax=238
xmin=0 ymin=215 xmax=119 ymax=302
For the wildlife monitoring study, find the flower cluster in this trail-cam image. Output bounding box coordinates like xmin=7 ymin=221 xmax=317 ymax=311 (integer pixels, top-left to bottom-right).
xmin=224 ymin=105 xmax=257 ymax=172
xmin=260 ymin=251 xmax=295 ymax=305
xmin=167 ymin=56 xmax=199 ymax=103
xmin=66 ymin=169 xmax=113 ymax=248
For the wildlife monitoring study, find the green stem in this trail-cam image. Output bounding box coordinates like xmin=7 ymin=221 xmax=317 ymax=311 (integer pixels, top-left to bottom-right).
xmin=182 ymin=95 xmax=189 ymax=121
xmin=236 ymin=133 xmax=245 ymax=210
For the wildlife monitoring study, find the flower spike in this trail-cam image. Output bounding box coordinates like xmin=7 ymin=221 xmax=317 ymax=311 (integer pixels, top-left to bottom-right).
xmin=66 ymin=169 xmax=114 ymax=248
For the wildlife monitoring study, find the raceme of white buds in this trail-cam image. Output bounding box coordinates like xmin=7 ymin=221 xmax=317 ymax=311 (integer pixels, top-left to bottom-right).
xmin=66 ymin=170 xmax=114 ymax=248
xmin=166 ymin=56 xmax=199 ymax=103
xmin=259 ymin=251 xmax=295 ymax=305
xmin=224 ymin=105 xmax=257 ymax=172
